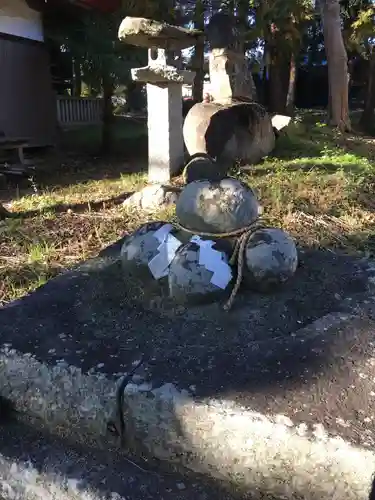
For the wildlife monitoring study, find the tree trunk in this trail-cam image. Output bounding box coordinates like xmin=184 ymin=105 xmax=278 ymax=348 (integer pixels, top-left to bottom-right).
xmin=286 ymin=53 xmax=297 ymax=116
xmin=359 ymin=45 xmax=375 ymax=133
xmin=72 ymin=57 xmax=82 ymax=97
xmin=319 ymin=0 xmax=351 ymax=132
xmin=237 ymin=0 xmax=258 ymax=101
xmin=261 ymin=42 xmax=270 ymax=106
xmin=268 ymin=59 xmax=286 ymax=112
xmin=101 ymin=70 xmax=114 ymax=154
xmin=192 ymin=0 xmax=205 ymax=102
xmin=268 ymin=39 xmax=290 ymax=113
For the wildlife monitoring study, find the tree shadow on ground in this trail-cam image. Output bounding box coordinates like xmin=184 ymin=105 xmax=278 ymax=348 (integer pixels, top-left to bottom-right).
xmin=58 ymin=115 xmax=147 ymax=156
xmin=0 ymin=157 xmax=147 ymax=205
xmin=0 ymin=117 xmax=149 ymax=202
xmin=0 ymin=263 xmax=64 ymax=307
xmin=11 ymin=192 xmax=134 ymax=219
xmin=350 ymin=174 xmax=375 ymax=215
xmin=270 ymin=121 xmax=374 ymax=164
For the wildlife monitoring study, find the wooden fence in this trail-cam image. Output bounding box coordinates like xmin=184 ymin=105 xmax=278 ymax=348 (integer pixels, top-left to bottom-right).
xmin=56 ymin=96 xmax=103 ymax=128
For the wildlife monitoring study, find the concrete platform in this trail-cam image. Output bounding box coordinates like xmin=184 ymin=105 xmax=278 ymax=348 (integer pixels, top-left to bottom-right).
xmin=2 ymin=238 xmax=375 ymax=499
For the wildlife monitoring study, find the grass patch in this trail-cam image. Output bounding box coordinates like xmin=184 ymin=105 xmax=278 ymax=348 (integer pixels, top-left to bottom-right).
xmin=59 ymin=115 xmax=147 ymax=153
xmin=235 ymin=113 xmax=375 ymax=252
xmin=1 ymin=110 xmax=375 ymax=305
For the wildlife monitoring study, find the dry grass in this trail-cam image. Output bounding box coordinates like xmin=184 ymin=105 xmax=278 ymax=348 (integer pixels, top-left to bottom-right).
xmin=1 ymin=112 xmax=375 ymax=305
xmin=237 ymin=118 xmax=375 ymax=253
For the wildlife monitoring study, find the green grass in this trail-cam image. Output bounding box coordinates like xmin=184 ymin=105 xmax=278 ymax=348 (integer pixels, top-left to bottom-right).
xmin=0 ymin=110 xmax=375 ymax=305
xmin=234 ymin=116 xmax=375 ymax=252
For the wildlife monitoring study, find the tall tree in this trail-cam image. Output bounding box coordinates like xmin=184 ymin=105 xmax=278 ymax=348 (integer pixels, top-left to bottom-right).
xmin=360 ymin=45 xmax=375 ymax=132
xmin=349 ymin=4 xmax=375 ymax=132
xmin=251 ymin=0 xmax=313 ymax=113
xmin=318 ymin=0 xmax=351 ymax=131
xmin=191 ymin=0 xmax=206 ymax=102
xmin=45 ymin=5 xmax=147 ymax=152
xmin=72 ymin=56 xmax=82 ymax=97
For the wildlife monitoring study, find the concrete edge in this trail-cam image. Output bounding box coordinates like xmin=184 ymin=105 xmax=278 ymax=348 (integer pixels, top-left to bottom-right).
xmin=0 ymin=420 xmax=229 ymax=500
xmin=1 ymin=310 xmax=375 ymax=499
xmin=0 ymin=311 xmax=352 ymax=443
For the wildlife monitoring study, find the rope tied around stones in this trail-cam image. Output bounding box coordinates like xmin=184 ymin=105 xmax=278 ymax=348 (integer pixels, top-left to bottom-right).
xmin=173 ymin=220 xmax=265 ymax=311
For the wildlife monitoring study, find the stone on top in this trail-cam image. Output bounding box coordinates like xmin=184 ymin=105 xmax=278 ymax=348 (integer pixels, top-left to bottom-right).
xmin=131 ymin=66 xmax=195 ymax=85
xmin=118 ymin=17 xmax=204 ymax=50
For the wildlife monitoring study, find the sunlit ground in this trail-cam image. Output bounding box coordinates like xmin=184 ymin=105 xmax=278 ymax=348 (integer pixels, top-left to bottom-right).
xmin=1 ymin=111 xmax=375 ymax=305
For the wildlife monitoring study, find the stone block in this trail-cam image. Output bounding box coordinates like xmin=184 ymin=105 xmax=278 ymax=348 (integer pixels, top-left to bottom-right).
xmin=183 ymin=101 xmax=275 ymax=165
xmin=118 ymin=17 xmax=203 ymax=50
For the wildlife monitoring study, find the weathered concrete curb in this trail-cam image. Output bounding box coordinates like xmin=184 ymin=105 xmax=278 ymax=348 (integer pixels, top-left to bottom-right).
xmin=2 ymin=310 xmax=375 ymax=499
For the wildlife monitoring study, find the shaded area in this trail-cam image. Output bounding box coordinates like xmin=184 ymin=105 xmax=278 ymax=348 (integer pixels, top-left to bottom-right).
xmin=0 ymin=115 xmax=148 ymax=203
xmin=8 ymin=192 xmax=134 ymax=219
xmin=1 ymin=242 xmax=375 ymax=499
xmin=58 ymin=115 xmax=147 ymax=156
xmin=0 ymin=240 xmax=371 ymax=398
xmin=0 ymin=419 xmax=243 ymax=500
xmin=0 ymin=263 xmax=63 ymax=307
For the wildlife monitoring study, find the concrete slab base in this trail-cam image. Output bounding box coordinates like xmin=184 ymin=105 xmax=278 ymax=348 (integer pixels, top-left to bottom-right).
xmin=2 ymin=240 xmax=375 ymax=498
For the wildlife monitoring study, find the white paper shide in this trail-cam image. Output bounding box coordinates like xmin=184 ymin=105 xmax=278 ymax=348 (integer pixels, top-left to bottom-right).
xmin=190 ymin=235 xmax=232 ymax=290
xmin=148 ymin=224 xmax=182 ymax=280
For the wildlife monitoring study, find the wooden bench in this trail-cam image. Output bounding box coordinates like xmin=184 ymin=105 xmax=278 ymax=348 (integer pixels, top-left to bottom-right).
xmin=0 ymin=137 xmax=35 ymax=174
xmin=0 ymin=136 xmax=38 ymax=193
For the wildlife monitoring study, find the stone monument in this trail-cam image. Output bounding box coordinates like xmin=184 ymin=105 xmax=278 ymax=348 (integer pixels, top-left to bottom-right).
xmin=206 ymin=12 xmax=258 ymax=103
xmin=120 ymin=177 xmax=298 ymax=310
xmin=183 ymin=12 xmax=275 ymax=168
xmin=118 ymin=17 xmax=204 ymax=183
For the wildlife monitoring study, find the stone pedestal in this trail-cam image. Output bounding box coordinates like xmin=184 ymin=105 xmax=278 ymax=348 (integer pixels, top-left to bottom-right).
xmin=131 ymin=56 xmax=194 ymax=183
xmin=147 ymin=83 xmax=183 ymax=183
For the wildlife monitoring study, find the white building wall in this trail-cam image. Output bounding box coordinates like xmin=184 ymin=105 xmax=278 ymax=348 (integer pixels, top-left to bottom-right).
xmin=0 ymin=0 xmax=43 ymax=42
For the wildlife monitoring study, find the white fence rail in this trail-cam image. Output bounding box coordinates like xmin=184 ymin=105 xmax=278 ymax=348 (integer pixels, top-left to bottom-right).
xmin=56 ymin=96 xmax=103 ymax=128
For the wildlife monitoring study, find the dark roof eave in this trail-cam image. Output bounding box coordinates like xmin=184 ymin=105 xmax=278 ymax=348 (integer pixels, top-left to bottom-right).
xmin=26 ymin=0 xmax=121 ymax=13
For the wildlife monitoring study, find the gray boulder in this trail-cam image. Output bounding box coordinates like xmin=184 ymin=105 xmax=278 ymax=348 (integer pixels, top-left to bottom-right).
xmin=120 ymin=221 xmax=183 ymax=284
xmin=168 ymin=237 xmax=233 ymax=305
xmin=175 ymin=178 xmax=260 ymax=234
xmin=183 ymin=100 xmax=275 ymax=165
xmin=243 ymin=227 xmax=298 ymax=291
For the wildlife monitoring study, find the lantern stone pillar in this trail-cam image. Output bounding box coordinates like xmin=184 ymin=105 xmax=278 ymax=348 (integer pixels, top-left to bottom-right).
xmin=118 ymin=17 xmax=203 ymax=183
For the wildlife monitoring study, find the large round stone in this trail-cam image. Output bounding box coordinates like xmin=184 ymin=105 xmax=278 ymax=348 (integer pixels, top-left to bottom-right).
xmin=175 ymin=178 xmax=260 ymax=234
xmin=120 ymin=221 xmax=183 ymax=283
xmin=243 ymin=227 xmax=298 ymax=291
xmin=183 ymin=101 xmax=275 ymax=164
xmin=168 ymin=238 xmax=233 ymax=305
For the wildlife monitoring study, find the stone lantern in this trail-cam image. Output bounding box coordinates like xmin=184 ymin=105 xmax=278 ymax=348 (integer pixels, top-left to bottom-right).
xmin=118 ymin=17 xmax=203 ymax=183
